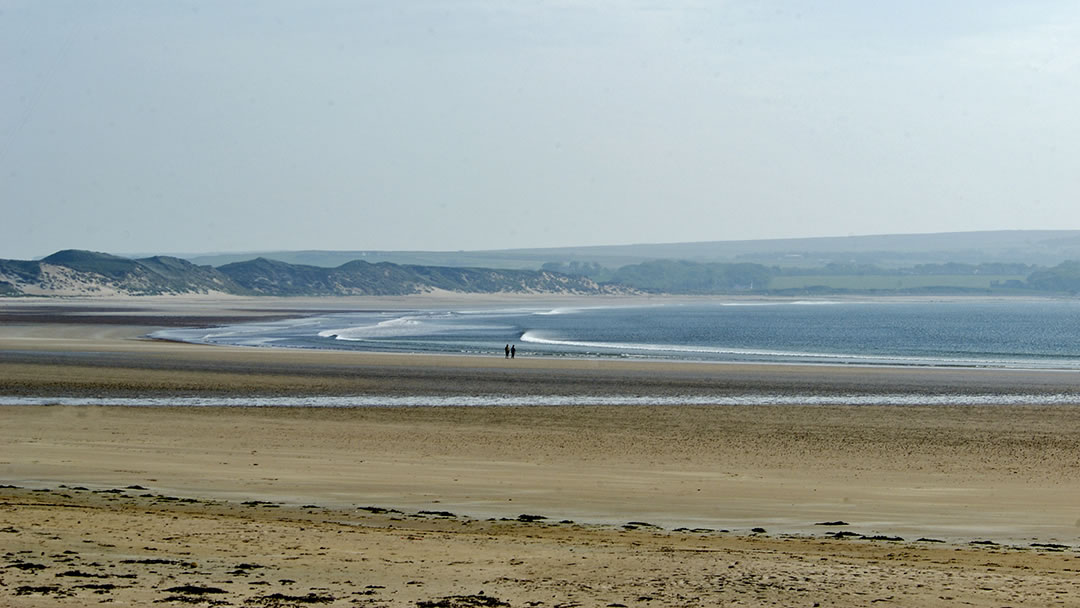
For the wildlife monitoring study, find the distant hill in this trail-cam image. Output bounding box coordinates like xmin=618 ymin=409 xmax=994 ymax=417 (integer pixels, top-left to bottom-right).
xmin=185 ymin=230 xmax=1080 ymax=270
xmin=218 ymin=257 xmax=618 ymax=296
xmin=9 ymin=232 xmax=1080 ymax=298
xmin=0 ymin=250 xmax=623 ymax=297
xmin=1 ymin=250 xmax=242 ymax=297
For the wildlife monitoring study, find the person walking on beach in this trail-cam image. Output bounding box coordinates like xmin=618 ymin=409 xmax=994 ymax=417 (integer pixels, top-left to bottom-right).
xmin=511 ymin=344 xmax=516 ymax=359
xmin=505 ymin=344 xmax=510 ymax=358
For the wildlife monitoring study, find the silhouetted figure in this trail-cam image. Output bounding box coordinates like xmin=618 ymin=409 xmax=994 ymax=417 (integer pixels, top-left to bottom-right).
xmin=511 ymin=344 xmax=516 ymax=359
xmin=504 ymin=344 xmax=510 ymax=359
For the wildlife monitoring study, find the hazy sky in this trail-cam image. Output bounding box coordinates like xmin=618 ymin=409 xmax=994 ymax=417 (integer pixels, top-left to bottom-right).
xmin=2 ymin=1 xmax=1079 ymax=259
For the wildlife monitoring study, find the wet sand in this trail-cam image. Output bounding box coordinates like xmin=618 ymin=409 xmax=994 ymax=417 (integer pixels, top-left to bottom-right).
xmin=3 ymin=296 xmax=1080 ymax=606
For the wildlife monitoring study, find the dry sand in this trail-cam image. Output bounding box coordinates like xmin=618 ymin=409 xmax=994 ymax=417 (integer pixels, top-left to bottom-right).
xmin=3 ymin=296 xmax=1080 ymax=607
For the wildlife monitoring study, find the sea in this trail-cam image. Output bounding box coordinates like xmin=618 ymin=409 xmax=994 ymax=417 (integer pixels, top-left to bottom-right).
xmin=150 ymin=298 xmax=1080 ymax=371
xmin=8 ymin=298 xmax=1080 ymax=407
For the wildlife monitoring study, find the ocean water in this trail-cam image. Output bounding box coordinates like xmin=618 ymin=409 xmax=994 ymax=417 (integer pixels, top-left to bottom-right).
xmin=151 ymin=299 xmax=1080 ymax=370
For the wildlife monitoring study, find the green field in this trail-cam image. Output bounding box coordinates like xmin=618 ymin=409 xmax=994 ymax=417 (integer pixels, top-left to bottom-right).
xmin=767 ymin=274 xmax=1027 ymax=291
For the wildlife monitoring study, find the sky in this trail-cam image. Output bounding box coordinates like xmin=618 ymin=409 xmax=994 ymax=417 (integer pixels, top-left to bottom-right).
xmin=2 ymin=1 xmax=1079 ymax=259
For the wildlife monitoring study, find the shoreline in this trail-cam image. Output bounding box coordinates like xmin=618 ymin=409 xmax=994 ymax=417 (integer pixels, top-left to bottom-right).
xmin=8 ymin=293 xmax=1080 ymax=377
xmin=4 ymin=298 xmax=1080 ymax=400
xmin=147 ymin=329 xmax=1080 ymax=376
xmin=5 ymin=337 xmax=1080 ymax=399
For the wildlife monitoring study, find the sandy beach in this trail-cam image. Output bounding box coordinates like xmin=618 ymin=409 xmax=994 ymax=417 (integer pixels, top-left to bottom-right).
xmin=3 ymin=296 xmax=1080 ymax=607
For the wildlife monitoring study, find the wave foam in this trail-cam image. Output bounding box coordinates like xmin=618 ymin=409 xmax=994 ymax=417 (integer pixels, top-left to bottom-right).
xmin=520 ymin=330 xmax=858 ymax=359
xmin=518 ymin=331 xmax=1059 ymax=369
xmin=319 ymin=317 xmax=427 ymax=341
xmin=319 ymin=314 xmax=512 ymax=341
